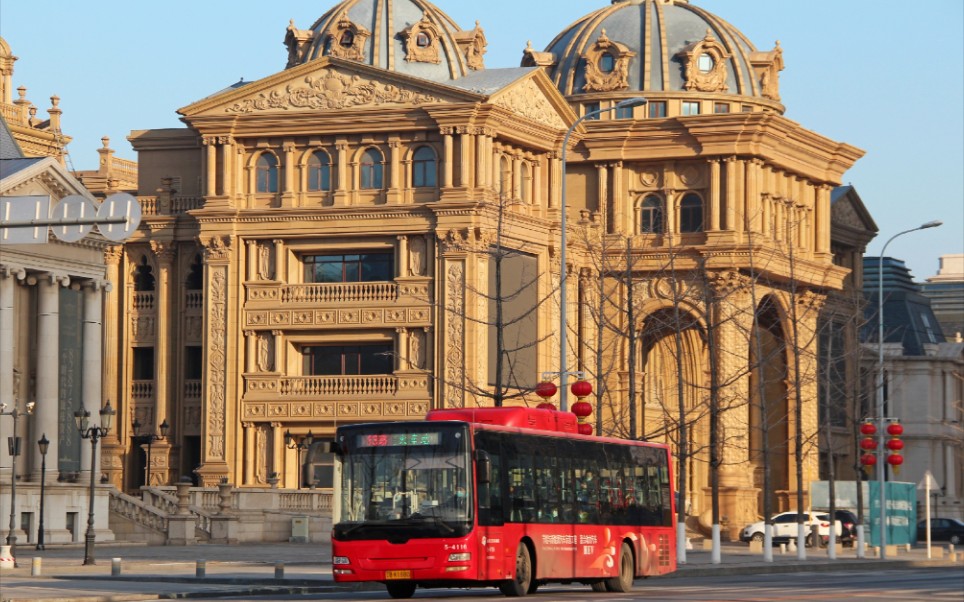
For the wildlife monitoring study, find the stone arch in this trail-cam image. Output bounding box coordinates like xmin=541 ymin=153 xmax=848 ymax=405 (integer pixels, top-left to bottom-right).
xmin=748 ymin=293 xmax=791 ymax=513
xmin=638 ymin=304 xmax=709 ymax=516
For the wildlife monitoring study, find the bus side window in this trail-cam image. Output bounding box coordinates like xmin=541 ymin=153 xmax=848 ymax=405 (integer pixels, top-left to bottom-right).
xmin=476 ymin=433 xmax=504 ymax=526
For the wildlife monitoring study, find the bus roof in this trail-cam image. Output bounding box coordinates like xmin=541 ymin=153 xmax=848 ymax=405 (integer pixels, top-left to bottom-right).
xmin=426 ymin=407 xmax=577 ymax=434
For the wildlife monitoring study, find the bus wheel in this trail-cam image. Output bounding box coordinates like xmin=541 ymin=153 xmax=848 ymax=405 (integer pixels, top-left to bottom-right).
xmin=590 ymin=581 xmax=607 ymax=592
xmin=386 ymin=582 xmax=417 ymax=599
xmin=603 ymin=543 xmax=634 ymax=593
xmin=499 ymin=543 xmax=532 ymax=597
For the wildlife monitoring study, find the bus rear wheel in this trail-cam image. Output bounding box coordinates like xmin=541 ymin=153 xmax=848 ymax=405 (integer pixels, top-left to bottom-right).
xmin=603 ymin=543 xmax=634 ymax=593
xmin=386 ymin=582 xmax=417 ymax=599
xmin=499 ymin=543 xmax=532 ymax=597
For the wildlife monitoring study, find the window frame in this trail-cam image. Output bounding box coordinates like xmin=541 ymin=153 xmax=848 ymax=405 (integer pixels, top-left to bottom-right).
xmin=307 ymin=150 xmax=332 ymax=192
xmin=302 ymin=343 xmax=394 ymax=376
xmin=256 ymin=153 xmax=279 ymax=194
xmin=681 ymin=101 xmax=701 ymax=116
xmin=639 ymin=195 xmax=663 ymax=234
xmin=648 ymin=101 xmax=667 ymax=118
xmin=411 ymin=146 xmax=437 ymax=188
xmin=302 ymin=252 xmax=394 ymax=284
xmin=679 ymin=193 xmax=704 ymax=233
xmin=360 ymin=148 xmax=384 ymax=190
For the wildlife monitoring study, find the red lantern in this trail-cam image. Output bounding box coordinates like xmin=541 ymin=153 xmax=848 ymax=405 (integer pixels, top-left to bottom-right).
xmin=886 ymin=422 xmax=904 ymax=437
xmin=859 ymin=437 xmax=877 ymax=451
xmin=859 ymin=422 xmax=877 ymax=436
xmin=536 ymin=402 xmax=556 ymax=410
xmin=886 ymin=454 xmax=904 ymax=467
xmin=860 ymin=453 xmax=877 ymax=466
xmin=570 ymin=380 xmax=593 ymax=399
xmin=535 ymin=381 xmax=557 ymax=399
xmin=571 ymin=400 xmax=593 ymax=420
xmin=577 ymin=423 xmax=593 ymax=436
xmin=886 ymin=438 xmax=904 ymax=451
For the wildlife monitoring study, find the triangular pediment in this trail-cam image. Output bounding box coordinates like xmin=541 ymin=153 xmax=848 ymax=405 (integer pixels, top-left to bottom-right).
xmin=831 ymin=185 xmax=877 ymax=233
xmin=485 ymin=70 xmax=574 ymax=130
xmin=1 ymin=156 xmax=95 ymax=202
xmin=179 ymin=57 xmax=483 ymax=119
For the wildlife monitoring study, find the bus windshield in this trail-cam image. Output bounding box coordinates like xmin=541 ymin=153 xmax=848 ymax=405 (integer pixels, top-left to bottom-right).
xmin=334 ymin=423 xmax=472 ymax=540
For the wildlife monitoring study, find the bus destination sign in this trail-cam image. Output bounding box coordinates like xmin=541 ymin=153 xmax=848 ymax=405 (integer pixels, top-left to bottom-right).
xmin=357 ymin=432 xmax=440 ymax=448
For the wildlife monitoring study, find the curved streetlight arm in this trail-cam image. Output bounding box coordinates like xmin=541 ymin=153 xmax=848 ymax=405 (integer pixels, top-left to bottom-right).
xmin=875 ymin=219 xmax=941 ymax=559
xmin=559 ymin=97 xmax=647 ymax=411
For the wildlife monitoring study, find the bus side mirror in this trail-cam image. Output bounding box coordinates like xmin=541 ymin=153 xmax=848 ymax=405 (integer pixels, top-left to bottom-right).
xmin=476 ymin=450 xmax=491 ymax=484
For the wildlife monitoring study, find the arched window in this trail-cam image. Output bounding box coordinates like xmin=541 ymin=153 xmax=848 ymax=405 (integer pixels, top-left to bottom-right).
xmin=639 ymin=195 xmax=663 ymax=234
xmin=599 ymin=53 xmax=615 ymax=74
xmin=360 ymin=148 xmax=384 ymax=189
xmin=520 ymin=162 xmax=531 ymax=203
xmin=256 ymin=153 xmax=279 ymax=194
xmin=412 ymin=146 xmax=437 ymax=188
xmin=340 ymin=31 xmax=355 ymax=47
xmin=307 ymin=151 xmax=331 ymax=192
xmin=679 ymin=193 xmax=704 ymax=233
xmin=134 ymin=256 xmax=156 ymax=291
xmin=416 ymin=32 xmax=431 ymax=48
xmin=185 ymin=254 xmax=203 ymax=290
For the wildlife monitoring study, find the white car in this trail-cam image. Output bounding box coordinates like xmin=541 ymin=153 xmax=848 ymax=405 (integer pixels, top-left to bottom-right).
xmin=740 ymin=511 xmax=841 ymax=547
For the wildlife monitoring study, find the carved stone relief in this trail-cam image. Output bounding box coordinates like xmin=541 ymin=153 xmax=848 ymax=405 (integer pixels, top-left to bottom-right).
xmin=677 ymin=30 xmax=731 ymax=93
xmin=582 ymin=29 xmax=636 ymax=92
xmin=455 ymin=22 xmax=487 ymax=71
xmin=409 ymin=237 xmax=426 ymax=276
xmin=326 ymin=13 xmax=370 ymax=62
xmin=226 ymin=69 xmax=442 ymax=114
xmin=445 ymin=263 xmax=465 ymax=408
xmin=207 ymin=268 xmax=227 ymax=460
xmin=401 ymin=17 xmax=442 ymax=64
xmin=491 ymin=78 xmax=566 ymax=129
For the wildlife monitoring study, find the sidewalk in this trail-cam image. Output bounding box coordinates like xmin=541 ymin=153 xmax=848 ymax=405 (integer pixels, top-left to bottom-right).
xmin=1 ymin=540 xmax=960 ymax=601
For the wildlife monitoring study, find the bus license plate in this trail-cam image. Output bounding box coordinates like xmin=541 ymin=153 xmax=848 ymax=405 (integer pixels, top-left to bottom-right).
xmin=385 ymin=570 xmax=411 ymax=580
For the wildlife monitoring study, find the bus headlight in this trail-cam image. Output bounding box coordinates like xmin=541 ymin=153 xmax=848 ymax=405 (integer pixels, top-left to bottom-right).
xmin=447 ymin=553 xmax=471 ymax=562
xmin=333 ymin=556 xmax=351 ymax=565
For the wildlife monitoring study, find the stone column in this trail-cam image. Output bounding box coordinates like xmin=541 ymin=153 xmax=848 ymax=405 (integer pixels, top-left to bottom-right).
xmin=815 ymin=185 xmax=831 ymax=257
xmin=387 ymin=139 xmax=402 ymax=204
xmin=610 ymin=161 xmax=622 ymax=233
xmin=101 ymin=248 xmax=122 ymax=473
xmin=533 ymin=159 xmax=544 ymax=214
xmin=0 ymin=266 xmax=20 ymax=411
xmin=204 ymin=137 xmax=218 ymax=198
xmin=222 ymin=137 xmax=234 ymax=198
xmin=458 ymin=127 xmax=472 ymax=188
xmin=733 ymin=159 xmax=746 ymax=234
xmin=77 ymin=280 xmax=105 ymax=483
xmin=441 ymin=128 xmax=454 ymax=188
xmin=596 ymin=163 xmax=608 ymax=229
xmin=548 ymin=152 xmax=561 ymax=210
xmin=272 ymin=330 xmax=283 ymax=374
xmin=282 ymin=141 xmax=296 ymax=206
xmin=273 ymin=240 xmax=286 ymax=282
xmin=707 ymin=159 xmax=721 ymax=232
xmin=397 ymin=236 xmax=409 ymax=277
xmin=474 ymin=128 xmax=488 ymax=189
xmin=334 ymin=140 xmax=349 ymax=205
xmin=745 ymin=160 xmax=760 ymax=233
xmin=243 ymin=422 xmax=255 ymax=485
xmin=270 ymin=422 xmax=283 ymax=485
xmin=152 ymin=242 xmax=175 ymax=431
xmin=197 ymin=236 xmax=232 ymax=485
xmin=36 ymin=273 xmax=66 ymax=478
xmin=244 ymin=331 xmax=256 ymax=373
xmin=246 ymin=240 xmax=258 ymax=282
xmin=724 ymin=157 xmax=736 ymax=231
xmin=396 ymin=328 xmax=408 ymax=371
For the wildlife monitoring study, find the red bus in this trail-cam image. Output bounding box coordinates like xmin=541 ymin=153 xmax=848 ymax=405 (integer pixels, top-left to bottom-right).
xmin=331 ymin=407 xmax=677 ymax=598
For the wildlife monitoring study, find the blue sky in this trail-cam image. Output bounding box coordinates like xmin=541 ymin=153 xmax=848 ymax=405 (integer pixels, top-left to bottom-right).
xmin=1 ymin=0 xmax=961 ymax=279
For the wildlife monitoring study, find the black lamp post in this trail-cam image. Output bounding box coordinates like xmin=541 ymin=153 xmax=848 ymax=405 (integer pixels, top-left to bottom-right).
xmin=2 ymin=403 xmax=32 ymax=567
xmin=132 ymin=417 xmax=169 ymax=489
xmin=284 ymin=430 xmax=314 ymax=489
xmin=36 ymin=433 xmax=49 ymax=550
xmin=75 ymin=400 xmax=115 ymax=566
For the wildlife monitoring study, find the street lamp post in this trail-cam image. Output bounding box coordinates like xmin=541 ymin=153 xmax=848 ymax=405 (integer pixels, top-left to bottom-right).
xmin=1 ymin=402 xmax=33 ymax=567
xmin=559 ymin=97 xmax=647 ymax=411
xmin=132 ymin=417 xmax=169 ymax=489
xmin=284 ymin=430 xmax=314 ymax=489
xmin=875 ymin=220 xmax=941 ymax=559
xmin=36 ymin=434 xmax=49 ymax=550
xmin=75 ymin=400 xmax=115 ymax=566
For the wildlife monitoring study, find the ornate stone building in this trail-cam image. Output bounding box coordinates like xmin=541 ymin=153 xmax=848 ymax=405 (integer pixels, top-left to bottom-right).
xmin=111 ymin=0 xmax=864 ymax=537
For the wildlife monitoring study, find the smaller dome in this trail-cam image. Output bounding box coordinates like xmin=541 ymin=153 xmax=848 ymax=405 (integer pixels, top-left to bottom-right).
xmin=284 ymin=0 xmax=487 ymax=83
xmin=533 ymin=0 xmax=784 ymax=110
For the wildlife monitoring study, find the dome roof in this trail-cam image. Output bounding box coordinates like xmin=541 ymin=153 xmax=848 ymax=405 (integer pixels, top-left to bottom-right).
xmin=532 ymin=0 xmax=783 ymax=108
xmin=284 ymin=0 xmax=487 ymax=83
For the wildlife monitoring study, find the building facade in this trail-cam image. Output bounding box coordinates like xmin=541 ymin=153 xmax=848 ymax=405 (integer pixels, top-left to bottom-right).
xmin=1 ymin=37 xmax=116 ymax=544
xmin=922 ymin=254 xmax=964 ymax=342
xmin=110 ymin=0 xmax=864 ymax=538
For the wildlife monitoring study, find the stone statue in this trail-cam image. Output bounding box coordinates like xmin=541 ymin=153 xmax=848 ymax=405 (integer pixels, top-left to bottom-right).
xmin=409 ymin=330 xmax=423 ymax=369
xmin=257 ymin=333 xmax=271 ymax=372
xmin=410 ymin=237 xmax=425 ymax=276
xmin=258 ymin=243 xmax=272 ymax=280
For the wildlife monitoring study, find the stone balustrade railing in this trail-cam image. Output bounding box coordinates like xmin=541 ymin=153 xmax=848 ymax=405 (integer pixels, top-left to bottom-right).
xmin=280 ymin=375 xmax=398 ymax=397
xmin=281 ymin=282 xmax=397 ymax=304
xmin=109 ymin=490 xmax=169 ymax=534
